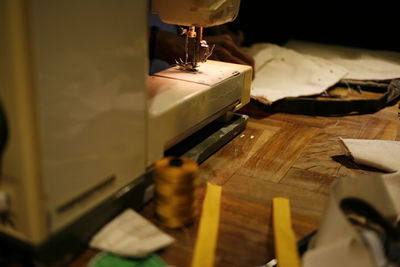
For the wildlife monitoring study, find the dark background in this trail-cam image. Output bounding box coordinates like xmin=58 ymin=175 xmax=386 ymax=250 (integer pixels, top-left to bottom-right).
xmin=227 ymin=1 xmax=400 ymax=51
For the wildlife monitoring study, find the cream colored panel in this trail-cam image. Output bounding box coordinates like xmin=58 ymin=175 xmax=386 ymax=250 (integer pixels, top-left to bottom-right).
xmin=29 ymin=0 xmax=147 ymax=231
xmin=0 ymin=0 xmax=47 ymax=243
xmin=147 ymin=61 xmax=249 ymax=166
xmin=152 ymin=0 xmax=241 ymax=27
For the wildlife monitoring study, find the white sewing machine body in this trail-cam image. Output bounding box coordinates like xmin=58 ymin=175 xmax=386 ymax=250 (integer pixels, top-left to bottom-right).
xmin=148 ymin=60 xmax=251 ymax=165
xmin=0 ymin=0 xmax=250 ymax=261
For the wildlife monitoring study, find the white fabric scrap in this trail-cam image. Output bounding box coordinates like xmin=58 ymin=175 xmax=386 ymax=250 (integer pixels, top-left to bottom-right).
xmin=302 ymin=175 xmax=398 ymax=267
xmin=382 ymin=171 xmax=400 ymax=215
xmin=286 ymin=40 xmax=400 ymax=80
xmin=339 ymin=138 xmax=400 ymax=214
xmin=248 ymin=43 xmax=348 ymax=104
xmin=89 ymin=209 xmax=174 ymax=257
xmin=339 ymin=138 xmax=400 ymax=173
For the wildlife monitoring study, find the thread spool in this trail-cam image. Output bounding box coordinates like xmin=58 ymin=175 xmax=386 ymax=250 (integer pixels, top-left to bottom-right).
xmin=153 ymin=156 xmax=199 ymax=228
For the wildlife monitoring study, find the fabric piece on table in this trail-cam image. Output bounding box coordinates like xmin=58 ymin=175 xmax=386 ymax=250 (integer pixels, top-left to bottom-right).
xmin=302 ymin=175 xmax=397 ymax=267
xmin=286 ymin=40 xmax=400 ymax=80
xmin=339 ymin=138 xmax=400 ymax=214
xmin=339 ymin=138 xmax=400 ymax=173
xmin=248 ymin=43 xmax=348 ymax=104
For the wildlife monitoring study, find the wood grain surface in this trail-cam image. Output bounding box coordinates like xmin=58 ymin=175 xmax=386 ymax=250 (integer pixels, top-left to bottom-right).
xmin=69 ymin=88 xmax=400 ymax=267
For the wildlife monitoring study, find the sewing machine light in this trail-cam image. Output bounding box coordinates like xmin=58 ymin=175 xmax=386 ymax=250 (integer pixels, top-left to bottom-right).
xmin=152 ymin=0 xmax=240 ymax=71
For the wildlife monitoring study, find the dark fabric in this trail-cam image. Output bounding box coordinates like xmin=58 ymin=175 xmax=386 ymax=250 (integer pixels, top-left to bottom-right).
xmin=340 ymin=197 xmax=400 ymax=265
xmin=149 ymin=26 xmax=159 ymax=61
xmin=263 ymin=79 xmax=400 ymax=116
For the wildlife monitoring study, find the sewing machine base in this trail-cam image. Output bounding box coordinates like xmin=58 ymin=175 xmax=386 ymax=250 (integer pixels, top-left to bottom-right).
xmin=166 ymin=113 xmax=248 ymax=163
xmin=0 ymin=113 xmax=248 ymax=266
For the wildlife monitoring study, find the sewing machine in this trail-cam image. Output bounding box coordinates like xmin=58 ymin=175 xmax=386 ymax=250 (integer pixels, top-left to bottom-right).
xmin=0 ymin=0 xmax=251 ymax=264
xmin=148 ymin=0 xmax=251 ymax=164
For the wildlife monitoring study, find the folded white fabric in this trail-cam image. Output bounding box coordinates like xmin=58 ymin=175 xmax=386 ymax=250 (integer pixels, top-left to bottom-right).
xmin=339 ymin=138 xmax=400 ymax=214
xmin=339 ymin=138 xmax=400 ymax=173
xmin=303 ymin=139 xmax=400 ymax=266
xmin=302 ymin=175 xmax=399 ymax=267
xmin=248 ymin=43 xmax=348 ymax=104
xmin=248 ymin=41 xmax=400 ymax=105
xmin=89 ymin=209 xmax=174 ymax=257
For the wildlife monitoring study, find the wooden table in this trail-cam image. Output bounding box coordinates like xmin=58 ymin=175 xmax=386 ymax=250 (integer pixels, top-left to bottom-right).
xmin=70 ymin=88 xmax=400 ymax=267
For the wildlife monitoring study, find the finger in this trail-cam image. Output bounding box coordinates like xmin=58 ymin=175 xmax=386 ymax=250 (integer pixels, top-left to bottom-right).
xmin=221 ymin=41 xmax=254 ymax=68
xmin=210 ymin=46 xmax=255 ymax=80
xmin=211 ymin=35 xmax=254 ymax=68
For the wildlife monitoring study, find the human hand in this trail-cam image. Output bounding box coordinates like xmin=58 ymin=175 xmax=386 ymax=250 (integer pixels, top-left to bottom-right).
xmin=152 ymin=29 xmax=186 ymax=66
xmin=204 ymin=34 xmax=254 ymax=71
xmin=153 ymin=29 xmax=255 ymax=77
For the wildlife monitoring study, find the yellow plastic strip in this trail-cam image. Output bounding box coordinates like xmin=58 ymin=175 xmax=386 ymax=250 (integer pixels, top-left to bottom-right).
xmin=191 ymin=182 xmax=221 ymax=267
xmin=273 ymin=197 xmax=301 ymax=267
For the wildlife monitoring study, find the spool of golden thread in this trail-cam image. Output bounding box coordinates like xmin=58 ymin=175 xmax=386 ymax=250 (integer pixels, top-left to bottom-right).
xmin=153 ymin=156 xmax=200 ymax=228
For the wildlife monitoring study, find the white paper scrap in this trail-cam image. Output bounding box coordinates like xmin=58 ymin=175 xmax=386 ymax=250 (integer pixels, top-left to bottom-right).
xmin=89 ymin=209 xmax=174 ymax=257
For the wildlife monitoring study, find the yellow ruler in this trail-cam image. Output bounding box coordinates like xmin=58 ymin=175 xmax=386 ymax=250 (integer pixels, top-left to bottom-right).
xmin=191 ymin=182 xmax=221 ymax=267
xmin=273 ymin=197 xmax=301 ymax=267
